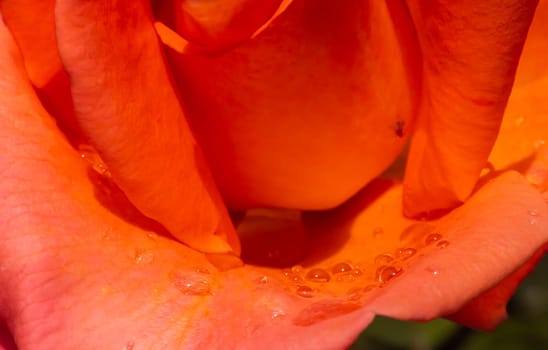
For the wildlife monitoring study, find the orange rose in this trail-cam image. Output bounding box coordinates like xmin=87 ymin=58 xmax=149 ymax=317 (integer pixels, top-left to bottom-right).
xmin=0 ymin=0 xmax=546 ymax=348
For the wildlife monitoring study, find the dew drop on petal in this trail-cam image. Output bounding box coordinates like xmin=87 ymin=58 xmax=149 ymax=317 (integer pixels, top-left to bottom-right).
xmin=352 ymin=268 xmax=363 ymax=277
xmin=395 ymin=247 xmax=417 ymax=260
xmin=296 ymin=285 xmax=315 ymax=298
xmin=291 ymin=265 xmax=304 ymax=273
xmin=101 ymin=225 xmax=117 ymax=241
xmin=332 ymin=262 xmax=353 ymax=275
xmin=426 ymin=266 xmax=440 ymax=277
xmin=305 ymin=268 xmax=331 ymax=283
xmin=292 ymin=274 xmax=304 ymax=283
xmin=134 ymin=248 xmax=154 ymax=265
xmin=376 ymin=265 xmax=401 ymax=284
xmin=146 ymin=232 xmax=159 ymax=241
xmin=436 ymin=240 xmax=450 ymax=249
xmin=528 ymin=209 xmax=539 ymax=216
xmin=425 ymin=233 xmax=442 ymax=245
xmin=271 ymin=309 xmax=286 ymax=319
xmin=374 ymin=253 xmax=394 ymax=265
xmin=514 ymin=115 xmax=525 ymax=126
xmin=79 ymin=144 xmax=111 ymax=177
xmin=171 ymin=269 xmax=212 ymax=296
xmin=256 ymin=275 xmax=269 ymax=284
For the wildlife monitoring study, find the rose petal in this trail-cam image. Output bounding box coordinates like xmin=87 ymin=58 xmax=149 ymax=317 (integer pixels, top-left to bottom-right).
xmin=167 ymin=0 xmax=286 ymax=51
xmin=0 ymin=0 xmax=82 ymax=143
xmin=163 ymin=0 xmax=421 ymax=210
xmin=363 ymin=172 xmax=547 ymax=330
xmin=55 ymin=0 xmax=240 ymax=254
xmin=488 ymin=0 xmax=548 ymax=192
xmin=2 ymin=3 xmax=547 ymax=349
xmin=0 ymin=16 xmax=374 ymax=347
xmin=447 ymin=245 xmax=547 ymax=330
xmin=403 ymin=0 xmax=538 ymax=217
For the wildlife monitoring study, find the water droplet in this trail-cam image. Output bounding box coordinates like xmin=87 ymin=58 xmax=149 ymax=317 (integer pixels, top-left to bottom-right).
xmin=282 ymin=269 xmax=304 ymax=283
xmin=332 ymin=262 xmax=353 ymax=274
xmin=528 ymin=209 xmax=539 ymax=216
xmin=134 ymin=248 xmax=154 ymax=265
xmin=373 ymin=227 xmax=384 ymax=237
xmin=426 ymin=266 xmax=440 ymax=277
xmin=146 ymin=232 xmax=159 ymax=241
xmin=529 ymin=218 xmax=538 ymax=225
xmin=123 ymin=340 xmax=135 ymax=350
xmin=291 ymin=265 xmax=304 ymax=273
xmin=171 ymin=269 xmax=212 ymax=296
xmin=395 ymin=247 xmax=417 ymax=260
xmin=271 ymin=309 xmax=286 ymax=319
xmin=425 ymin=233 xmax=442 ymax=245
xmin=352 ymin=268 xmax=363 ymax=277
xmin=79 ymin=144 xmax=111 ymax=177
xmin=101 ymin=225 xmax=118 ymax=241
xmin=374 ymin=253 xmax=394 ymax=265
xmin=296 ymin=285 xmax=315 ymax=298
xmin=257 ymin=275 xmax=269 ymax=284
xmin=436 ymin=240 xmax=450 ymax=249
xmin=376 ymin=265 xmax=401 ymax=284
xmin=305 ymin=268 xmax=331 ymax=283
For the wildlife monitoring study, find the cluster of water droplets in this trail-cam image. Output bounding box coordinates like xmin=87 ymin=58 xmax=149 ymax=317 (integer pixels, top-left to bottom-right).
xmin=528 ymin=209 xmax=539 ymax=225
xmin=170 ymin=267 xmax=214 ymax=296
xmin=79 ymin=144 xmax=111 ymax=177
xmin=275 ymin=224 xmax=453 ymax=301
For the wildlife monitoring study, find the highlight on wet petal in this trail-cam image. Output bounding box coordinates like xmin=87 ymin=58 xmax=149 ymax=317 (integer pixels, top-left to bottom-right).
xmin=55 ymin=0 xmax=240 ymax=254
xmin=403 ymin=0 xmax=538 ymax=217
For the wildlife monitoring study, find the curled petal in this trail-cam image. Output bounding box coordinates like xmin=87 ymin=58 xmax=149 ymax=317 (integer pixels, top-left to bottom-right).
xmin=55 ymin=0 xmax=240 ymax=254
xmin=403 ymin=0 xmax=538 ymax=217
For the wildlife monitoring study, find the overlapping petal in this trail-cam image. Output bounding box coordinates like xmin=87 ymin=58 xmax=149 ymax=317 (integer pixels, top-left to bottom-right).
xmin=0 ymin=0 xmax=546 ymax=349
xmin=54 ymin=0 xmax=240 ymax=254
xmin=403 ymin=0 xmax=538 ymax=217
xmin=163 ymin=0 xmax=421 ymax=210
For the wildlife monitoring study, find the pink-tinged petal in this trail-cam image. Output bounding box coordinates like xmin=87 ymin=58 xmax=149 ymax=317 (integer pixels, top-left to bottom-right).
xmin=55 ymin=0 xmax=240 ymax=254
xmin=0 ymin=16 xmax=373 ymax=348
xmin=448 ymin=245 xmax=547 ymax=330
xmin=364 ymin=172 xmax=547 ymax=330
xmin=1 ymin=3 xmax=546 ymax=348
xmin=403 ymin=0 xmax=538 ymax=217
xmin=162 ymin=0 xmax=421 ymax=210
